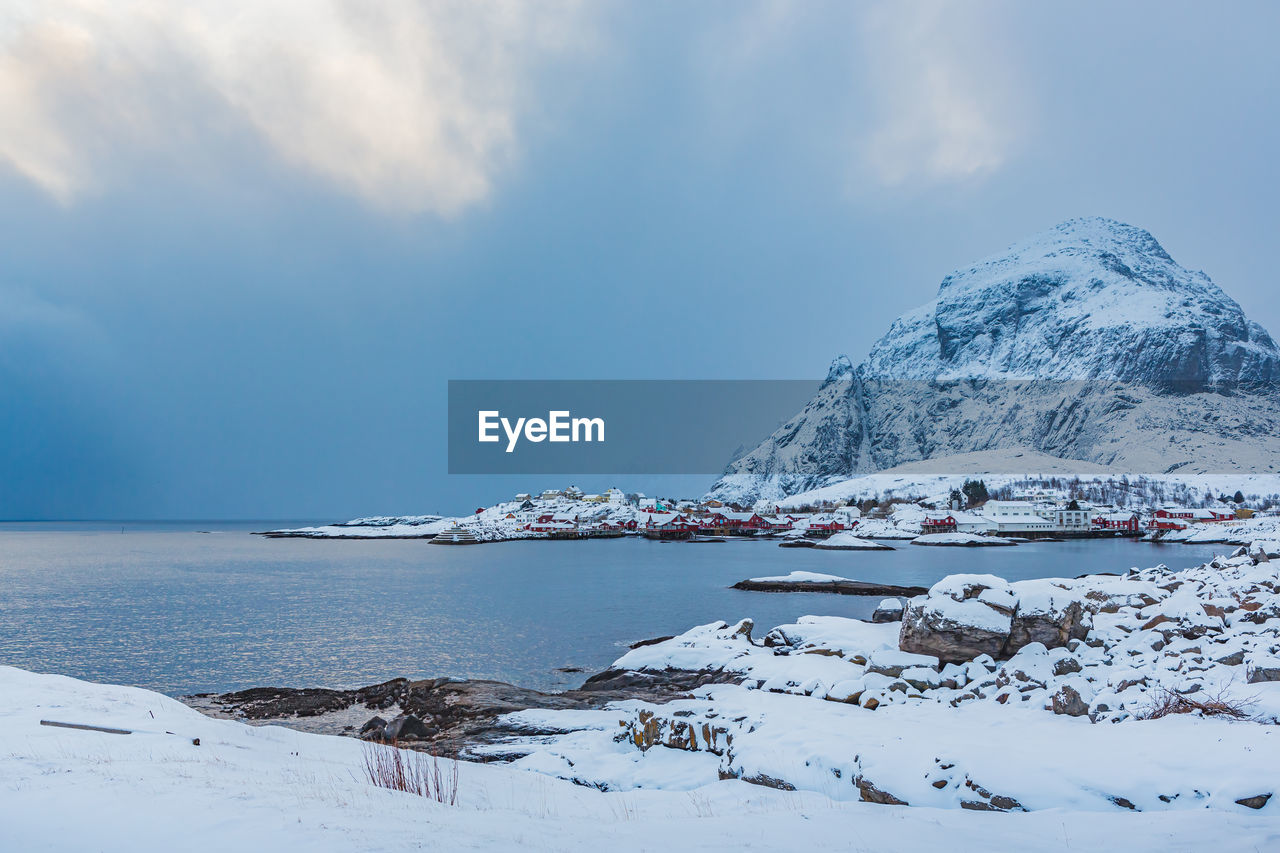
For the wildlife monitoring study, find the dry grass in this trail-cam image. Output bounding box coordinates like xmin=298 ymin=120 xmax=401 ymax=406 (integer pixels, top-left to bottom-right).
xmin=1136 ymin=686 xmax=1256 ymax=721
xmin=362 ymin=741 xmax=459 ymax=805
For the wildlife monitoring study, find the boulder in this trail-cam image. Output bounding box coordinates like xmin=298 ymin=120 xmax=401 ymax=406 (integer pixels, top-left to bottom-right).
xmin=871 ymin=598 xmax=904 ymax=623
xmin=1050 ymin=685 xmax=1089 ymax=717
xmin=866 ymin=649 xmax=940 ymax=678
xmin=358 ymin=715 xmax=388 ymax=740
xmin=1246 ymin=655 xmax=1280 ymax=684
xmin=1006 ymin=581 xmax=1090 ymax=652
xmin=1236 ymin=793 xmax=1273 ymax=810
xmin=1052 ymin=656 xmax=1083 ymax=677
xmin=383 ymin=714 xmax=433 ymax=741
xmin=899 ymin=575 xmax=1016 ymax=663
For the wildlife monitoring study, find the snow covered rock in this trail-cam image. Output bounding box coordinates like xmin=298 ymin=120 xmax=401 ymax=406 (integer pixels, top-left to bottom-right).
xmin=866 ymin=649 xmax=939 ymax=678
xmin=1051 ymin=684 xmax=1090 ymax=717
xmin=1246 ymin=655 xmax=1280 ymax=684
xmin=899 ymin=576 xmax=1017 ymax=663
xmin=871 ymin=598 xmax=904 ymax=623
xmin=1006 ymin=580 xmax=1091 ymax=650
xmin=814 ymin=532 xmax=894 ymax=550
xmin=900 ymin=575 xmax=1090 ymax=662
xmin=911 ymin=532 xmax=1016 ymax=547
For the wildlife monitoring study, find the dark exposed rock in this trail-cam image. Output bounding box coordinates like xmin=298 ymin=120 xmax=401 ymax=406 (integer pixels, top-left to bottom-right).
xmin=1052 ymin=657 xmax=1082 ymax=677
xmin=191 ymin=667 xmax=743 ymax=757
xmin=1051 ymin=685 xmax=1089 ymax=717
xmin=855 ymin=777 xmax=908 ymax=805
xmin=731 ymin=579 xmax=928 ymax=597
xmin=1235 ymin=793 xmax=1272 ymax=810
xmin=358 ymin=716 xmax=388 ymax=740
xmin=212 ymin=682 xmax=404 ymax=719
xmin=740 ymin=773 xmax=797 ymax=792
xmin=629 ymin=636 xmax=675 ymax=650
xmin=382 ymin=714 xmax=432 ymax=742
xmin=961 ymin=778 xmax=1025 ymax=812
xmin=1247 ymin=663 xmax=1280 ymax=684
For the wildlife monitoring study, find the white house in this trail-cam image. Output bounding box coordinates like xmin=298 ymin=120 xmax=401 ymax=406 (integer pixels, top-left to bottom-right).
xmin=833 ymin=505 xmax=863 ymax=524
xmin=951 ymin=511 xmax=998 ymax=534
xmin=981 ymin=501 xmax=1056 ymax=533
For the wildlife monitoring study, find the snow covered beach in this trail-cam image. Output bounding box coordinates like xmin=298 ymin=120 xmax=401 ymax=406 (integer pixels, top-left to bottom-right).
xmin=5 ymin=543 xmax=1280 ymax=850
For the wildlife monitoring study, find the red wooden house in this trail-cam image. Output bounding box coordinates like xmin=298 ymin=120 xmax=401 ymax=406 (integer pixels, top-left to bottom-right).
xmin=1093 ymin=511 xmax=1140 ymax=532
xmin=921 ymin=514 xmax=957 ymax=534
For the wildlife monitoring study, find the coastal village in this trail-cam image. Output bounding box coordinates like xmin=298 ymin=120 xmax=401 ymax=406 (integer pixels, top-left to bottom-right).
xmin=274 ymin=479 xmax=1280 ymax=547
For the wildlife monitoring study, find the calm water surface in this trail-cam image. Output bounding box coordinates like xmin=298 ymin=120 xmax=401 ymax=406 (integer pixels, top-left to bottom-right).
xmin=0 ymin=522 xmax=1230 ymax=695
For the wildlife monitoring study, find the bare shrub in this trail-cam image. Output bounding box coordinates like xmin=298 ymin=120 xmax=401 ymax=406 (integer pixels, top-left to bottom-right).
xmin=362 ymin=741 xmax=459 ymax=805
xmin=1136 ymin=686 xmax=1256 ymax=721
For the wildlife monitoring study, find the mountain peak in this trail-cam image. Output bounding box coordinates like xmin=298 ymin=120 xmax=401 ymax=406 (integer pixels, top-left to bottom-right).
xmin=861 ymin=219 xmax=1279 ymax=386
xmin=708 ymin=219 xmax=1280 ymax=503
xmin=822 ymin=354 xmax=853 ymax=386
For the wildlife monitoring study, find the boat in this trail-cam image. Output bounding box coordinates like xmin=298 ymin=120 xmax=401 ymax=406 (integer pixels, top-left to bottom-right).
xmin=429 ymin=525 xmax=481 ymax=545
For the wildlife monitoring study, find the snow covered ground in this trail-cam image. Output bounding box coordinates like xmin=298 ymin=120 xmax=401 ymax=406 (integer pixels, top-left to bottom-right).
xmin=2 ymin=665 xmax=1278 ymax=852
xmin=472 ymin=548 xmax=1280 ymax=825
xmin=1161 ymin=515 xmax=1280 ymax=547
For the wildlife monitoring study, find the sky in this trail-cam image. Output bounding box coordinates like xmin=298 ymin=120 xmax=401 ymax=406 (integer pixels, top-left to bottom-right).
xmin=1 ymin=0 xmax=1278 ymax=520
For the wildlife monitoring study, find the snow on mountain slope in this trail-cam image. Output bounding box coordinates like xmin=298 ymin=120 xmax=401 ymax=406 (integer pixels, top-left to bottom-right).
xmin=710 ymin=218 xmax=1280 ymax=504
xmin=768 ymin=447 xmax=1280 ymax=510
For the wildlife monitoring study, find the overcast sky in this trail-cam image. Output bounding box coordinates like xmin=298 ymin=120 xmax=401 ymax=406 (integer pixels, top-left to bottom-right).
xmin=2 ymin=1 xmax=1278 ymax=519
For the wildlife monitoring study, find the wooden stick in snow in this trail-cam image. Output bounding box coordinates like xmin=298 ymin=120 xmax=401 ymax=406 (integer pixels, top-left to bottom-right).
xmin=40 ymin=720 xmax=133 ymax=735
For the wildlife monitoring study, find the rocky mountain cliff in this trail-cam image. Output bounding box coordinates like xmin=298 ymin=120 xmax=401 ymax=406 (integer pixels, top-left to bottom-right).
xmin=709 ymin=218 xmax=1280 ymax=504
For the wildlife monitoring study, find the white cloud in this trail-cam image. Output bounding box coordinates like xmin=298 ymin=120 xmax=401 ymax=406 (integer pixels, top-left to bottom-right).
xmin=855 ymin=1 xmax=1021 ymax=186
xmin=0 ymin=0 xmax=590 ymax=214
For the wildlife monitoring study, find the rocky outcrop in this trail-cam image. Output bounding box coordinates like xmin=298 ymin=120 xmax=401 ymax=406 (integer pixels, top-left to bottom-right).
xmin=190 ymin=667 xmax=742 ymax=757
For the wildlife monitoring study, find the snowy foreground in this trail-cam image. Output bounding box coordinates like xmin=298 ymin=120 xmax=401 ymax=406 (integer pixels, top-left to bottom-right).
xmin=1 ymin=669 xmax=1276 ymax=853
xmin=5 ymin=550 xmax=1280 ymax=850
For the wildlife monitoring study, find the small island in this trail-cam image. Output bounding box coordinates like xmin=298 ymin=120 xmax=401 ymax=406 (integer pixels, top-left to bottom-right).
xmin=731 ymin=570 xmax=928 ymax=597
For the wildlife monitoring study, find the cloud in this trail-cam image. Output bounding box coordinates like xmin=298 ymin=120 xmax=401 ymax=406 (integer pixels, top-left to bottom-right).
xmin=855 ymin=0 xmax=1021 ymax=186
xmin=0 ymin=0 xmax=590 ymax=214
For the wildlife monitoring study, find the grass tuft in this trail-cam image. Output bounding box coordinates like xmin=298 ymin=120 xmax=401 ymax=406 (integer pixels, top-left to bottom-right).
xmin=362 ymin=741 xmax=459 ymax=805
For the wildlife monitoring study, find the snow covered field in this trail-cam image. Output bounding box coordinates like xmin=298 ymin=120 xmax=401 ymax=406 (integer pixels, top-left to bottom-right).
xmin=2 ymin=666 xmax=1277 ymax=852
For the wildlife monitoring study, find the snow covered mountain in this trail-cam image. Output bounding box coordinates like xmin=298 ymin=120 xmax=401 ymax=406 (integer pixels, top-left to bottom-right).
xmin=709 ymin=218 xmax=1280 ymax=504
